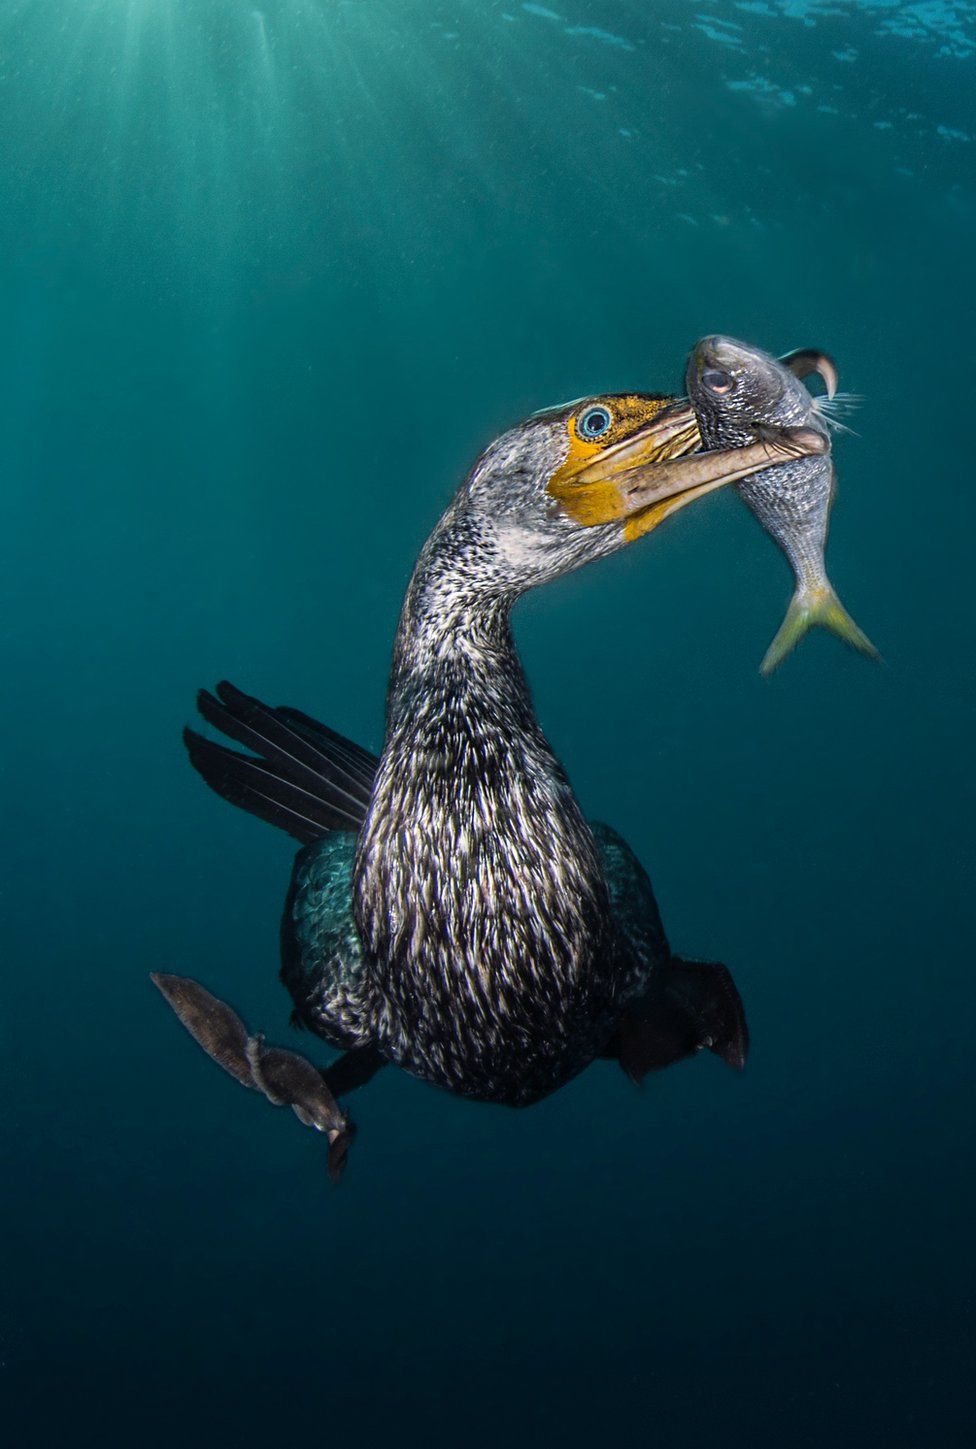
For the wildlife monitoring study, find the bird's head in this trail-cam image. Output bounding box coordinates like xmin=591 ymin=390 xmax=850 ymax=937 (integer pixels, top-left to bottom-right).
xmin=438 ymin=390 xmax=755 ymax=592
xmin=412 ymin=388 xmax=826 ymax=617
xmin=444 ymin=393 xmax=690 ymax=583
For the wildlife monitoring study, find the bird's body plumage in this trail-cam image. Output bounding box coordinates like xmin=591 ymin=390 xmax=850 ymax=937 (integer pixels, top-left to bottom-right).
xmin=284 ymin=815 xmax=673 ymax=1105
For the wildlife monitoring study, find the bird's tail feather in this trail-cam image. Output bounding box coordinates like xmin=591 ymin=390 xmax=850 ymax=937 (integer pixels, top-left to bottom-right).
xmin=184 ymin=680 xmax=379 ymax=843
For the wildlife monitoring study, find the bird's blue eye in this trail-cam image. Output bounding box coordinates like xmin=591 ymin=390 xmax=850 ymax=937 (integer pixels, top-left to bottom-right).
xmin=579 ymin=406 xmax=612 ymax=439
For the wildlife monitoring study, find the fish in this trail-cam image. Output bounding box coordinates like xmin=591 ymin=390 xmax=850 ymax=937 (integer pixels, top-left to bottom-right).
xmin=686 ymin=334 xmax=877 ymax=675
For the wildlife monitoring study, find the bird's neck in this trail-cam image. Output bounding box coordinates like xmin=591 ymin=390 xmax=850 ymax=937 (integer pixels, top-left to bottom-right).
xmin=354 ymin=520 xmax=611 ymax=1022
xmin=387 ymin=525 xmax=527 ymax=730
xmin=379 ymin=523 xmax=561 ymax=839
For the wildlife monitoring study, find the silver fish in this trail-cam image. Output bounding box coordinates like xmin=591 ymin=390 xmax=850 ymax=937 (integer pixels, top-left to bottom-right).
xmin=686 ymin=334 xmax=877 ymax=675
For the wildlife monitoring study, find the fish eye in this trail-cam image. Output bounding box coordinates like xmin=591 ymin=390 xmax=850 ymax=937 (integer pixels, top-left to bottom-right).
xmin=702 ymin=368 xmax=734 ymax=395
xmin=578 ymin=405 xmax=613 ymax=440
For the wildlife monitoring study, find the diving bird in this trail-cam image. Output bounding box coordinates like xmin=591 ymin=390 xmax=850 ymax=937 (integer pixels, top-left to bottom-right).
xmin=154 ymin=390 xmax=825 ymax=1179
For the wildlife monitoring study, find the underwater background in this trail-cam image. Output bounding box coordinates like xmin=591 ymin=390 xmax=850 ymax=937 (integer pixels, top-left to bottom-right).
xmin=3 ymin=1 xmax=974 ymax=1444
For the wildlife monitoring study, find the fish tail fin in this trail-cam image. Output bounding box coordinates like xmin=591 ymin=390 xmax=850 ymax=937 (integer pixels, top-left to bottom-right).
xmin=760 ymin=585 xmax=879 ymax=675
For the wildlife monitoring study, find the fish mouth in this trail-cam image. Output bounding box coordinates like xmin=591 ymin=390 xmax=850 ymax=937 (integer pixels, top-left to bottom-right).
xmin=694 ymin=334 xmax=745 ymax=370
xmin=548 ymin=396 xmax=827 ymax=540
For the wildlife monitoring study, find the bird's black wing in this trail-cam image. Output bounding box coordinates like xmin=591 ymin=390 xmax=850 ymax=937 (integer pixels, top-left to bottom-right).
xmin=185 ymin=680 xmax=379 ymax=844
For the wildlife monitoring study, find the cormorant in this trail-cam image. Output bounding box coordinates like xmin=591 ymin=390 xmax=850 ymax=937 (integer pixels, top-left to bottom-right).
xmin=154 ymin=390 xmax=822 ymax=1178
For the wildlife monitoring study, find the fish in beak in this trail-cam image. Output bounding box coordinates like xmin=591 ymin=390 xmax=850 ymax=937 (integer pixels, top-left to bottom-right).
xmin=549 ymin=397 xmax=828 ymax=541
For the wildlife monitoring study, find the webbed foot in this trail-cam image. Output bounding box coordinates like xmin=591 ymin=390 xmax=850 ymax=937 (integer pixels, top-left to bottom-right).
xmin=609 ymin=956 xmax=749 ymax=1083
xmin=151 ymin=972 xmax=354 ymax=1182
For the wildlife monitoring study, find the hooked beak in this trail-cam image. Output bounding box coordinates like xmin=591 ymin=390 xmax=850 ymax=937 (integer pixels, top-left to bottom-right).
xmin=548 ymin=398 xmax=827 ymax=541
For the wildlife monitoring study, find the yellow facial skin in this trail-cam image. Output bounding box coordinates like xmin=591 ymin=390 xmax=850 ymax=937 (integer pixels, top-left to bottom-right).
xmin=548 ymin=394 xmax=703 ymax=537
xmin=548 ymin=395 xmax=828 ymax=541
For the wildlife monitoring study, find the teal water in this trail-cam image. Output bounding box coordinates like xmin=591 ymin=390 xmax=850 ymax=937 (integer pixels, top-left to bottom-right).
xmin=3 ymin=2 xmax=974 ymax=1444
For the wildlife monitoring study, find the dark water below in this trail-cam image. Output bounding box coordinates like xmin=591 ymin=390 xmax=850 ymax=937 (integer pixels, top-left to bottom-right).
xmin=3 ymin=3 xmax=974 ymax=1444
